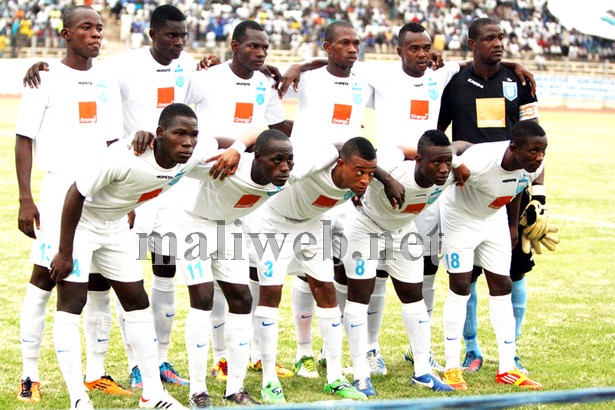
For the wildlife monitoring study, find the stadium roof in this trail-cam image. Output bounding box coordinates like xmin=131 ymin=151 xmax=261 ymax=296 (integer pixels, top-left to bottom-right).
xmin=548 ymin=0 xmax=615 ymax=40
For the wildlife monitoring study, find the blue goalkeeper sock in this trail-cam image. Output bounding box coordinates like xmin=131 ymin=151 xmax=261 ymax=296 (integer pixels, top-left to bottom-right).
xmin=511 ymin=278 xmax=528 ymax=341
xmin=463 ymin=282 xmax=481 ymax=356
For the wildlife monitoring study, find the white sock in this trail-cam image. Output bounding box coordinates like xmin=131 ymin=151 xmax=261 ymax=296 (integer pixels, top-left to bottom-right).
xmin=489 ymin=294 xmax=517 ymax=373
xmin=292 ymin=278 xmax=315 ymax=360
xmin=20 ymin=283 xmax=51 ymax=382
xmin=255 ymin=306 xmax=279 ymax=387
xmin=333 ymin=281 xmax=347 ymax=317
xmin=124 ymin=308 xmax=163 ymax=400
xmin=84 ymin=290 xmax=111 ymax=382
xmin=317 ymin=306 xmax=343 ymax=384
xmin=343 ymin=301 xmax=369 ymax=379
xmin=401 ymin=300 xmax=431 ymax=376
xmin=248 ymin=278 xmax=261 ymax=363
xmin=185 ymin=308 xmax=210 ymax=396
xmin=443 ymin=289 xmax=470 ymax=370
xmin=114 ymin=295 xmax=137 ymax=373
xmin=422 ymin=274 xmax=437 ymax=318
xmin=367 ymin=276 xmax=387 ymax=351
xmin=54 ymin=311 xmax=88 ymax=405
xmin=151 ymin=275 xmax=175 ymax=365
xmin=211 ymin=285 xmax=228 ymax=364
xmin=225 ymin=313 xmax=251 ymax=395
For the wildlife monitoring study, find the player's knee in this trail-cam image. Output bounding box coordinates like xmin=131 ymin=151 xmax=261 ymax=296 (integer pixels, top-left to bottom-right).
xmin=227 ymin=289 xmax=252 ymax=314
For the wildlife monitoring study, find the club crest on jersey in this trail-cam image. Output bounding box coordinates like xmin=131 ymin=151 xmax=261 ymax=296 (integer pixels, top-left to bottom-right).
xmin=352 ymin=83 xmax=362 ymax=104
xmin=515 ymin=175 xmax=530 ymax=195
xmin=175 ymin=65 xmax=185 ymax=87
xmin=168 ymin=169 xmax=186 ymax=186
xmin=96 ymin=81 xmax=108 ymax=102
xmin=428 ymin=79 xmax=438 ymax=100
xmin=427 ymin=187 xmax=442 ymax=204
xmin=256 ymin=82 xmax=266 ymax=105
xmin=503 ymin=81 xmax=517 ymax=101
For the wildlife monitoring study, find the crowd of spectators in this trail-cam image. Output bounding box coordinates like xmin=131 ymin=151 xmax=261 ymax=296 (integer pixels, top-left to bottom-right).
xmin=1 ymin=0 xmax=614 ymax=63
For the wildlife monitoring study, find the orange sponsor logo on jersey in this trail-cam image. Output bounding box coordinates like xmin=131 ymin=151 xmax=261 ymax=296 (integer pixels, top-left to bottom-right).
xmin=476 ymin=97 xmax=505 ymax=128
xmin=331 ymin=104 xmax=352 ymax=125
xmin=234 ymin=194 xmax=261 ymax=208
xmin=157 ymin=87 xmax=175 ymax=108
xmin=79 ymin=101 xmax=97 ymax=123
xmin=137 ymin=188 xmax=164 ymax=203
xmin=234 ymin=102 xmax=254 ymax=123
xmin=410 ymin=100 xmax=429 ymax=120
xmin=312 ymin=195 xmax=338 ymax=208
xmin=402 ymin=202 xmax=427 ymax=214
xmin=488 ymin=196 xmax=513 ymax=209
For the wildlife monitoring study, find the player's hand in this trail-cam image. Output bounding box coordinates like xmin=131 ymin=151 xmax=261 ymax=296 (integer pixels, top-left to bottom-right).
xmin=453 ymin=164 xmax=470 ymax=188
xmin=131 ymin=131 xmax=155 ymax=155
xmin=49 ymin=252 xmax=74 ymax=283
xmin=196 ymin=54 xmax=221 ymax=70
xmin=383 ymin=178 xmax=405 ymax=210
xmin=205 ymin=148 xmax=240 ymax=180
xmin=260 ymin=64 xmax=282 ymax=89
xmin=23 ymin=61 xmax=49 ymax=88
xmin=351 ymin=193 xmax=363 ymax=208
xmin=18 ymin=199 xmax=40 ymax=239
xmin=519 ymin=200 xmax=548 ymax=240
xmin=127 ymin=210 xmax=136 ymax=229
xmin=278 ymin=64 xmax=302 ymax=98
xmin=513 ymin=63 xmax=537 ymax=97
xmin=427 ymin=50 xmax=444 ymax=70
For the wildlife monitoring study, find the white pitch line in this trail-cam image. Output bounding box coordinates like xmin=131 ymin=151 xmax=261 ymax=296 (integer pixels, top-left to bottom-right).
xmin=551 ymin=214 xmax=615 ymax=229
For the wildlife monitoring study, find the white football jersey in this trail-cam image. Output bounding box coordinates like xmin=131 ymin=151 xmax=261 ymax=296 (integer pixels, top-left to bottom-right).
xmin=185 ymin=61 xmax=285 ymax=139
xmin=110 ymin=47 xmax=196 ymax=137
xmin=363 ymin=159 xmax=454 ymax=232
xmin=440 ymin=141 xmax=544 ymax=219
xmin=77 ymin=138 xmax=216 ymax=221
xmin=352 ymin=61 xmax=459 ymax=147
xmin=264 ymin=144 xmax=353 ymax=221
xmin=286 ymin=66 xmax=373 ymax=146
xmin=16 ymin=60 xmax=123 ymax=174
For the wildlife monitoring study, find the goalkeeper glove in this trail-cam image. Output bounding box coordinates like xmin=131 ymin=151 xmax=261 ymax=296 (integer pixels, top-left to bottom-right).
xmin=521 ymin=226 xmax=560 ymax=254
xmin=519 ymin=184 xmax=548 ymax=240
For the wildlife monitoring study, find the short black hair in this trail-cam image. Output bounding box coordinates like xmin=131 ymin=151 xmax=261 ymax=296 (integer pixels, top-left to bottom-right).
xmin=255 ymin=129 xmax=290 ymax=154
xmin=158 ymin=103 xmax=197 ymax=128
xmin=63 ymin=5 xmax=95 ymax=28
xmin=511 ymin=121 xmax=546 ymax=147
xmin=340 ymin=137 xmax=376 ymax=162
xmin=468 ymin=17 xmax=499 ymax=40
xmin=324 ymin=21 xmax=355 ymax=43
xmin=417 ymin=129 xmax=451 ymax=155
xmin=232 ymin=20 xmax=265 ymax=43
xmin=398 ymin=22 xmax=426 ymax=45
xmin=150 ymin=5 xmax=185 ymax=31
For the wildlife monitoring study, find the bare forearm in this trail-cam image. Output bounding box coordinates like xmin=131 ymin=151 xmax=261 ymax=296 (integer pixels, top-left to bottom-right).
xmin=15 ymin=135 xmax=34 ymax=203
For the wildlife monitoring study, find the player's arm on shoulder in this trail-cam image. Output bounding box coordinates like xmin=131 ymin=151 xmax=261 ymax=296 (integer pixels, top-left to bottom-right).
xmin=23 ymin=61 xmax=50 ymax=88
xmin=269 ymin=120 xmax=293 ymax=137
xmin=278 ymin=57 xmax=328 ymax=98
xmin=374 ymin=167 xmax=405 ymax=209
xmin=206 ymin=127 xmax=265 ymax=180
xmin=49 ymin=183 xmax=86 ymax=282
xmin=502 ymin=61 xmax=536 ymax=96
xmin=15 ymin=134 xmax=39 ymax=238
